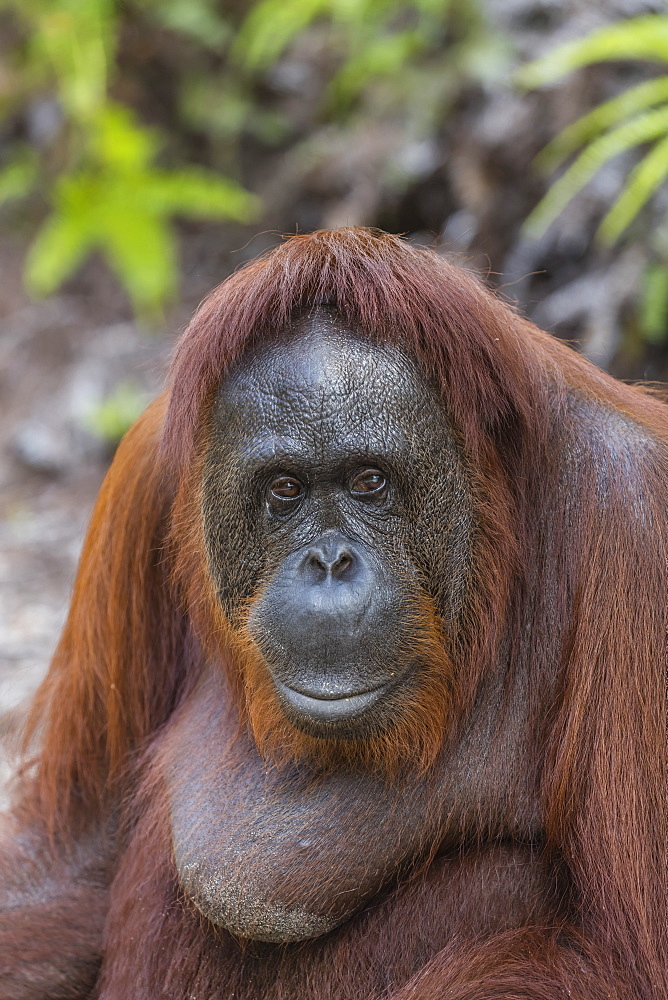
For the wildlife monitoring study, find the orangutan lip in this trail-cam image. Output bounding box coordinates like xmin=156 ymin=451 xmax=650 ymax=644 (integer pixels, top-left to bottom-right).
xmin=275 ymin=680 xmax=388 ymax=721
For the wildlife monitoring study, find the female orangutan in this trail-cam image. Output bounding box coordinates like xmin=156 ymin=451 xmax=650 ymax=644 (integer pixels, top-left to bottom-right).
xmin=0 ymin=227 xmax=666 ymax=999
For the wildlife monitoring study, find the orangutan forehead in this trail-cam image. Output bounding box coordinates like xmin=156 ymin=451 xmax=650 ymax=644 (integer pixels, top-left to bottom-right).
xmin=214 ymin=312 xmax=443 ymax=454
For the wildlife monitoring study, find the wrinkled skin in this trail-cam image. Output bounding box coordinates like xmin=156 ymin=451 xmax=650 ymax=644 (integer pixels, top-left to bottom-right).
xmin=202 ymin=309 xmax=472 ymax=733
xmin=167 ymin=667 xmax=543 ymax=943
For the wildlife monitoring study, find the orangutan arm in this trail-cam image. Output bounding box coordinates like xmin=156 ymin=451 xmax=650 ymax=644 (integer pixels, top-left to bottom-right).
xmin=0 ymin=820 xmax=111 ymax=1000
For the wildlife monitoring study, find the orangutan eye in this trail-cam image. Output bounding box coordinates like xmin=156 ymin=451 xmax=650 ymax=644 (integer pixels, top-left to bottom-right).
xmin=350 ymin=469 xmax=387 ymax=498
xmin=268 ymin=476 xmax=304 ymax=506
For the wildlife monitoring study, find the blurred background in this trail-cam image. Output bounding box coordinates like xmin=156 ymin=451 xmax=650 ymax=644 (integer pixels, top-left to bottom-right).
xmin=1 ymin=0 xmax=668 ymax=747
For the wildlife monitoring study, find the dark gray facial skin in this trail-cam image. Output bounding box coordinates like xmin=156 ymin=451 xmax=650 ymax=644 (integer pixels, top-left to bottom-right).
xmin=202 ymin=309 xmax=473 ymax=736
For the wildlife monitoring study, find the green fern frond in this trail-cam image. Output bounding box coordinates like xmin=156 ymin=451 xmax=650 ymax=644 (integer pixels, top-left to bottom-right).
xmin=599 ymin=133 xmax=668 ymax=243
xmin=24 ymin=104 xmax=259 ymax=316
xmin=641 ymin=263 xmax=668 ymax=343
xmin=525 ymin=105 xmax=668 ymax=235
xmin=233 ymin=0 xmax=326 ymax=70
xmin=517 ymin=14 xmax=668 ymax=89
xmin=146 ymin=169 xmax=260 ymax=221
xmin=536 ymin=77 xmax=668 ymax=170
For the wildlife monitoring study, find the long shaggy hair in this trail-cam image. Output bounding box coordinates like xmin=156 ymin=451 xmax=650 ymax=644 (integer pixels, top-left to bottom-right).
xmin=21 ymin=228 xmax=667 ymax=999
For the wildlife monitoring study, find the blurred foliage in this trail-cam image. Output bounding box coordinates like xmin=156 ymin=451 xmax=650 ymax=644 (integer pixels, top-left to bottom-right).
xmin=640 ymin=220 xmax=668 ymax=345
xmin=0 ymin=0 xmax=258 ymax=318
xmin=178 ymin=0 xmax=499 ymax=171
xmin=519 ymin=15 xmax=668 ymax=243
xmin=518 ymin=14 xmax=668 ymax=345
xmin=146 ymin=0 xmax=232 ymax=51
xmin=0 ymin=0 xmax=495 ymax=318
xmin=24 ymin=104 xmax=256 ymax=316
xmin=84 ymin=379 xmax=147 ymax=445
xmin=233 ymin=0 xmax=475 ymax=104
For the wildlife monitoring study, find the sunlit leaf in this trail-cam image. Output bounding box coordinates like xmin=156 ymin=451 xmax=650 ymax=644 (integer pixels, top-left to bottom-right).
xmin=146 ymin=168 xmax=261 ymax=221
xmin=100 ymin=207 xmax=176 ymax=316
xmin=19 ymin=94 xmax=258 ymax=315
xmin=599 ymin=133 xmax=668 ymax=243
xmin=517 ymin=15 xmax=668 ymax=89
xmin=25 ymin=204 xmax=94 ymax=296
xmin=640 ymin=263 xmax=668 ymax=344
xmin=234 ymin=0 xmax=326 ymax=70
xmin=332 ymin=30 xmax=420 ymax=103
xmin=536 ymin=77 xmax=668 ymax=170
xmin=0 ymin=146 xmax=39 ymax=204
xmin=89 ymin=103 xmax=159 ymax=170
xmin=524 ymin=106 xmax=668 ymax=235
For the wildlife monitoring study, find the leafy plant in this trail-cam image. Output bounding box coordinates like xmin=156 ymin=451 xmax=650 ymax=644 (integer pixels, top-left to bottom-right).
xmin=145 ymin=0 xmax=232 ymax=52
xmin=0 ymin=0 xmax=258 ymax=317
xmin=0 ymin=0 xmax=495 ymax=316
xmin=641 ymin=257 xmax=668 ymax=344
xmin=235 ymin=0 xmax=444 ymax=74
xmin=24 ymin=103 xmax=257 ymax=316
xmin=517 ymin=14 xmax=668 ymax=243
xmin=233 ymin=0 xmax=493 ymax=111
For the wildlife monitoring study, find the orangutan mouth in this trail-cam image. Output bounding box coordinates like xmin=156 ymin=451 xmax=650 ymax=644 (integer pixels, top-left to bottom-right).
xmin=275 ymin=679 xmax=390 ymax=723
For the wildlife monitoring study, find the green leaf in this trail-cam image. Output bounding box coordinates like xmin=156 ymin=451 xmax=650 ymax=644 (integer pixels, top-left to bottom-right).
xmin=233 ymin=0 xmax=327 ymax=70
xmin=89 ymin=103 xmax=160 ymax=170
xmin=146 ymin=168 xmax=260 ymax=222
xmin=0 ymin=147 xmax=39 ymax=205
xmin=517 ymin=15 xmax=668 ymax=89
xmin=536 ymin=76 xmax=668 ymax=170
xmin=331 ymin=30 xmax=420 ymax=103
xmin=150 ymin=0 xmax=231 ymax=51
xmin=640 ymin=263 xmax=668 ymax=344
xmin=524 ymin=105 xmax=668 ymax=236
xmin=25 ymin=205 xmax=94 ymax=296
xmin=29 ymin=0 xmax=116 ymax=120
xmin=599 ymin=133 xmax=668 ymax=242
xmin=100 ymin=208 xmax=177 ymax=316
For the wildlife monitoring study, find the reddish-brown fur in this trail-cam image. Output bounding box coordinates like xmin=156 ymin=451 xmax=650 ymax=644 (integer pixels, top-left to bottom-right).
xmin=0 ymin=228 xmax=666 ymax=999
